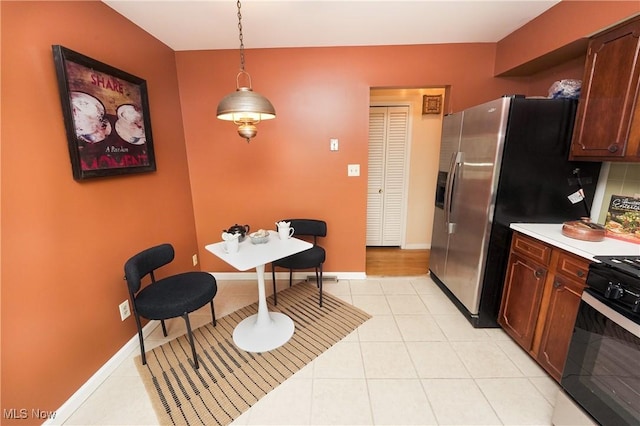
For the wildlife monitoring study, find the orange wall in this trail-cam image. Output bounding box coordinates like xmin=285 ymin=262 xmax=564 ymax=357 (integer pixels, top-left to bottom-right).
xmin=1 ymin=1 xmax=199 ymax=421
xmin=177 ymin=44 xmax=530 ymax=273
xmin=2 ymin=0 xmax=638 ymax=420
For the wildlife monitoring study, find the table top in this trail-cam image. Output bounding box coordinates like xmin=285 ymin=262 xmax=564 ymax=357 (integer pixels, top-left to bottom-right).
xmin=205 ymin=230 xmax=313 ymax=271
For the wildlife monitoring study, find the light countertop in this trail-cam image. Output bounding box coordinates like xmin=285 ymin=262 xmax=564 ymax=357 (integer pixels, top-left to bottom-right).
xmin=510 ymin=223 xmax=640 ymax=261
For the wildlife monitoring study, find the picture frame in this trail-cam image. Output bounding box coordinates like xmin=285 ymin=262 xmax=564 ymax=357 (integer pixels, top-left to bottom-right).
xmin=422 ymin=94 xmax=442 ymax=115
xmin=52 ymin=45 xmax=156 ymax=180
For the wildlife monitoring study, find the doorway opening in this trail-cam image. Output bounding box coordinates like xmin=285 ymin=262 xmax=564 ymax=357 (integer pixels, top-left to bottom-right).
xmin=366 ymin=87 xmax=446 ymax=275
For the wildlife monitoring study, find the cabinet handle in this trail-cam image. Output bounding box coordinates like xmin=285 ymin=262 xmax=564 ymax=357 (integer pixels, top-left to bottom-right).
xmin=608 ymin=144 xmax=619 ymax=153
xmin=554 ymin=281 xmax=561 ymax=289
xmin=576 ymin=270 xmax=585 ymax=278
xmin=534 ymin=269 xmax=545 ymax=278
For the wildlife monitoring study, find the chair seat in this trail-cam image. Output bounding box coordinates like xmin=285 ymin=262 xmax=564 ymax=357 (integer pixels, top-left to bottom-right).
xmin=274 ymin=246 xmax=325 ymax=270
xmin=135 ymin=271 xmax=217 ymax=320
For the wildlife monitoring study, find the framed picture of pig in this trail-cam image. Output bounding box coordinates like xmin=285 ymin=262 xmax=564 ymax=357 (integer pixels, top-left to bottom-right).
xmin=52 ymin=45 xmax=156 ymax=180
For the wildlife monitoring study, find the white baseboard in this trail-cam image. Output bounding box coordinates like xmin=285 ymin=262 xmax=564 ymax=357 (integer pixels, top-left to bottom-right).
xmin=211 ymin=271 xmax=367 ymax=280
xmin=402 ymin=243 xmax=431 ymax=249
xmin=45 ymin=320 xmax=160 ymax=425
xmin=46 ymin=269 xmax=367 ymax=424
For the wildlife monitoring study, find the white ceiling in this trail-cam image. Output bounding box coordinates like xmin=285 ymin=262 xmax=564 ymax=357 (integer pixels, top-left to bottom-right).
xmin=102 ymin=0 xmax=561 ymax=51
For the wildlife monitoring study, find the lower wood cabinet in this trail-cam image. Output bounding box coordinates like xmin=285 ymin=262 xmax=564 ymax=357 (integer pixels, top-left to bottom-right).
xmin=499 ymin=253 xmax=547 ymax=350
xmin=499 ymin=232 xmax=588 ymax=382
xmin=536 ymin=274 xmax=585 ymax=380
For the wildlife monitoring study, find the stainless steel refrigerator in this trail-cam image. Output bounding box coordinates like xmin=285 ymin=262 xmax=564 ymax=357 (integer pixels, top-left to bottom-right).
xmin=429 ymin=95 xmax=601 ymax=327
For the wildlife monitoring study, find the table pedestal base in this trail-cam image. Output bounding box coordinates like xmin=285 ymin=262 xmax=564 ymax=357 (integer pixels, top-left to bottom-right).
xmin=231 ymin=263 xmax=295 ymax=352
xmin=232 ymin=312 xmax=294 ymax=353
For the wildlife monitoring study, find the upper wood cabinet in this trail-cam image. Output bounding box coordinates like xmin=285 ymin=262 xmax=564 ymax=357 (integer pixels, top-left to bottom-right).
xmin=570 ymin=16 xmax=640 ymax=162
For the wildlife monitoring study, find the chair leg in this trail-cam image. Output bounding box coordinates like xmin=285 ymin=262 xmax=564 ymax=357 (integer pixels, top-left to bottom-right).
xmin=134 ymin=313 xmax=147 ymax=365
xmin=318 ymin=264 xmax=324 ymax=307
xmin=183 ymin=313 xmax=199 ymax=369
xmin=210 ymin=300 xmax=216 ymax=326
xmin=289 ymin=269 xmax=293 ymax=287
xmin=161 ymin=319 xmax=168 ymax=337
xmin=272 ymin=263 xmax=278 ymax=305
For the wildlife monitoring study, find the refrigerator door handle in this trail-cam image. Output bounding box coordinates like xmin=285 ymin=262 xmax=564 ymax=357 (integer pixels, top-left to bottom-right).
xmin=445 ymin=151 xmax=463 ymax=234
xmin=443 ymin=152 xmax=456 ymax=230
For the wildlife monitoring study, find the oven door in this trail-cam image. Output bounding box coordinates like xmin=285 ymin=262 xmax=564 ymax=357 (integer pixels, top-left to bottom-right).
xmin=561 ymin=288 xmax=640 ymax=426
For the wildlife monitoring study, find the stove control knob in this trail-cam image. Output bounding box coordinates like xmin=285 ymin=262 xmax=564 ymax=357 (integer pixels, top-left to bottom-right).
xmin=605 ymin=282 xmax=624 ymax=300
xmin=633 ymin=299 xmax=640 ymax=314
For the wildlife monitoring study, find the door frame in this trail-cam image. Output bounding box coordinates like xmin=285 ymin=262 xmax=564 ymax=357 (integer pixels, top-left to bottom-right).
xmin=368 ymin=101 xmax=413 ymax=248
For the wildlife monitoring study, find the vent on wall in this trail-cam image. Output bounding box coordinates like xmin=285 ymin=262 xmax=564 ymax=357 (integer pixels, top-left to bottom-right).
xmin=306 ymin=275 xmax=338 ymax=282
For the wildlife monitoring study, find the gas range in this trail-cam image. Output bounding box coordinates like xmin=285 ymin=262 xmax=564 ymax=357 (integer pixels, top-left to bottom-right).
xmin=595 ymin=255 xmax=640 ymax=279
xmin=564 ymin=255 xmax=640 ymax=426
xmin=587 ymin=256 xmax=640 ymax=318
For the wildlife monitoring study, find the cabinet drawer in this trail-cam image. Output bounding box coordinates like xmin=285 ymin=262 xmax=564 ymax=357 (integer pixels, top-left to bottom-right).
xmin=512 ymin=233 xmax=551 ymax=265
xmin=556 ymin=252 xmax=589 ymax=284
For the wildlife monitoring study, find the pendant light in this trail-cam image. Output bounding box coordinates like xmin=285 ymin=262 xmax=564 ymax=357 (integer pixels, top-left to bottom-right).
xmin=216 ymin=0 xmax=275 ymax=142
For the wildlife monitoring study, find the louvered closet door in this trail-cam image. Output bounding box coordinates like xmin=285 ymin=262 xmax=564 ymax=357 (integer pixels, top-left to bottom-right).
xmin=367 ymin=106 xmax=409 ymax=246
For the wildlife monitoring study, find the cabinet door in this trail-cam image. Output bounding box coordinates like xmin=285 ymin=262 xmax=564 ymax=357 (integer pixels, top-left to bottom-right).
xmin=498 ymin=253 xmax=547 ymax=351
xmin=537 ymin=275 xmax=585 ymax=382
xmin=570 ymin=17 xmax=640 ymax=160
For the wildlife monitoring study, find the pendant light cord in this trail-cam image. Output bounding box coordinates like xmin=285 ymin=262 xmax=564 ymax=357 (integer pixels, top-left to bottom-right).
xmin=217 ymin=0 xmax=275 ymax=142
xmin=237 ymin=0 xmax=245 ymax=73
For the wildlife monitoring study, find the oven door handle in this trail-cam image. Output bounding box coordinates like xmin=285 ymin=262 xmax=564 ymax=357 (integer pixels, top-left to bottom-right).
xmin=582 ymin=290 xmax=640 ymax=337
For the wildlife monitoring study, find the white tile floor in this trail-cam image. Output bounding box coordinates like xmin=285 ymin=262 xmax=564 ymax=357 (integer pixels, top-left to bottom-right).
xmin=65 ymin=275 xmax=560 ymax=425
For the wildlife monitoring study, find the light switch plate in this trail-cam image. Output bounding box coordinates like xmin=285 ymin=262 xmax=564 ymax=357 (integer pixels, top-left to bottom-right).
xmin=330 ymin=138 xmax=339 ymax=151
xmin=347 ymin=164 xmax=360 ymax=176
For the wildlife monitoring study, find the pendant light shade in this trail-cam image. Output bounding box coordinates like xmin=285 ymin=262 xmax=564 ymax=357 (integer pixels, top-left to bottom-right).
xmin=217 ymin=0 xmax=275 ymax=142
xmin=216 ymin=85 xmax=276 ymax=122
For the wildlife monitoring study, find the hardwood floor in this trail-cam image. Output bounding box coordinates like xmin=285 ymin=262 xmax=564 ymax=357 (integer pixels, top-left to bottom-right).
xmin=365 ymin=247 xmax=430 ymax=276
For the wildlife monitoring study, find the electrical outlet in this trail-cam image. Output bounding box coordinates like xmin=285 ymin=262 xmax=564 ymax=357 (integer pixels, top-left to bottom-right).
xmin=119 ymin=300 xmax=131 ymax=321
xmin=192 ymin=254 xmax=198 ymax=266
xmin=347 ymin=164 xmax=360 ymax=176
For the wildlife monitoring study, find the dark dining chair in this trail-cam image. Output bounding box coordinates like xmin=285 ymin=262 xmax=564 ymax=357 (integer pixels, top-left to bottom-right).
xmin=271 ymin=219 xmax=327 ymax=307
xmin=124 ymin=243 xmax=217 ymax=369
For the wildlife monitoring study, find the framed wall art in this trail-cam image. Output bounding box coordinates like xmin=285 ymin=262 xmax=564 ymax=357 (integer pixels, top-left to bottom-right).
xmin=422 ymin=94 xmax=442 ymax=115
xmin=52 ymin=45 xmax=156 ymax=180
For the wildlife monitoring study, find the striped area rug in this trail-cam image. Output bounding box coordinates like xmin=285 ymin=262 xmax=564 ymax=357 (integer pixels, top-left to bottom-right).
xmin=135 ymin=282 xmax=371 ymax=426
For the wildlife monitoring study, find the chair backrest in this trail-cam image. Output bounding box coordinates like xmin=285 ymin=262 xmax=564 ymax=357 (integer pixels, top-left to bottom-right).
xmin=124 ymin=243 xmax=175 ymax=294
xmin=282 ymin=219 xmax=327 ymax=245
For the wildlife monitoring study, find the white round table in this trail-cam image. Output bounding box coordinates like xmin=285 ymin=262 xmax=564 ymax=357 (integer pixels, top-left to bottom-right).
xmin=205 ymin=231 xmax=312 ymax=352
